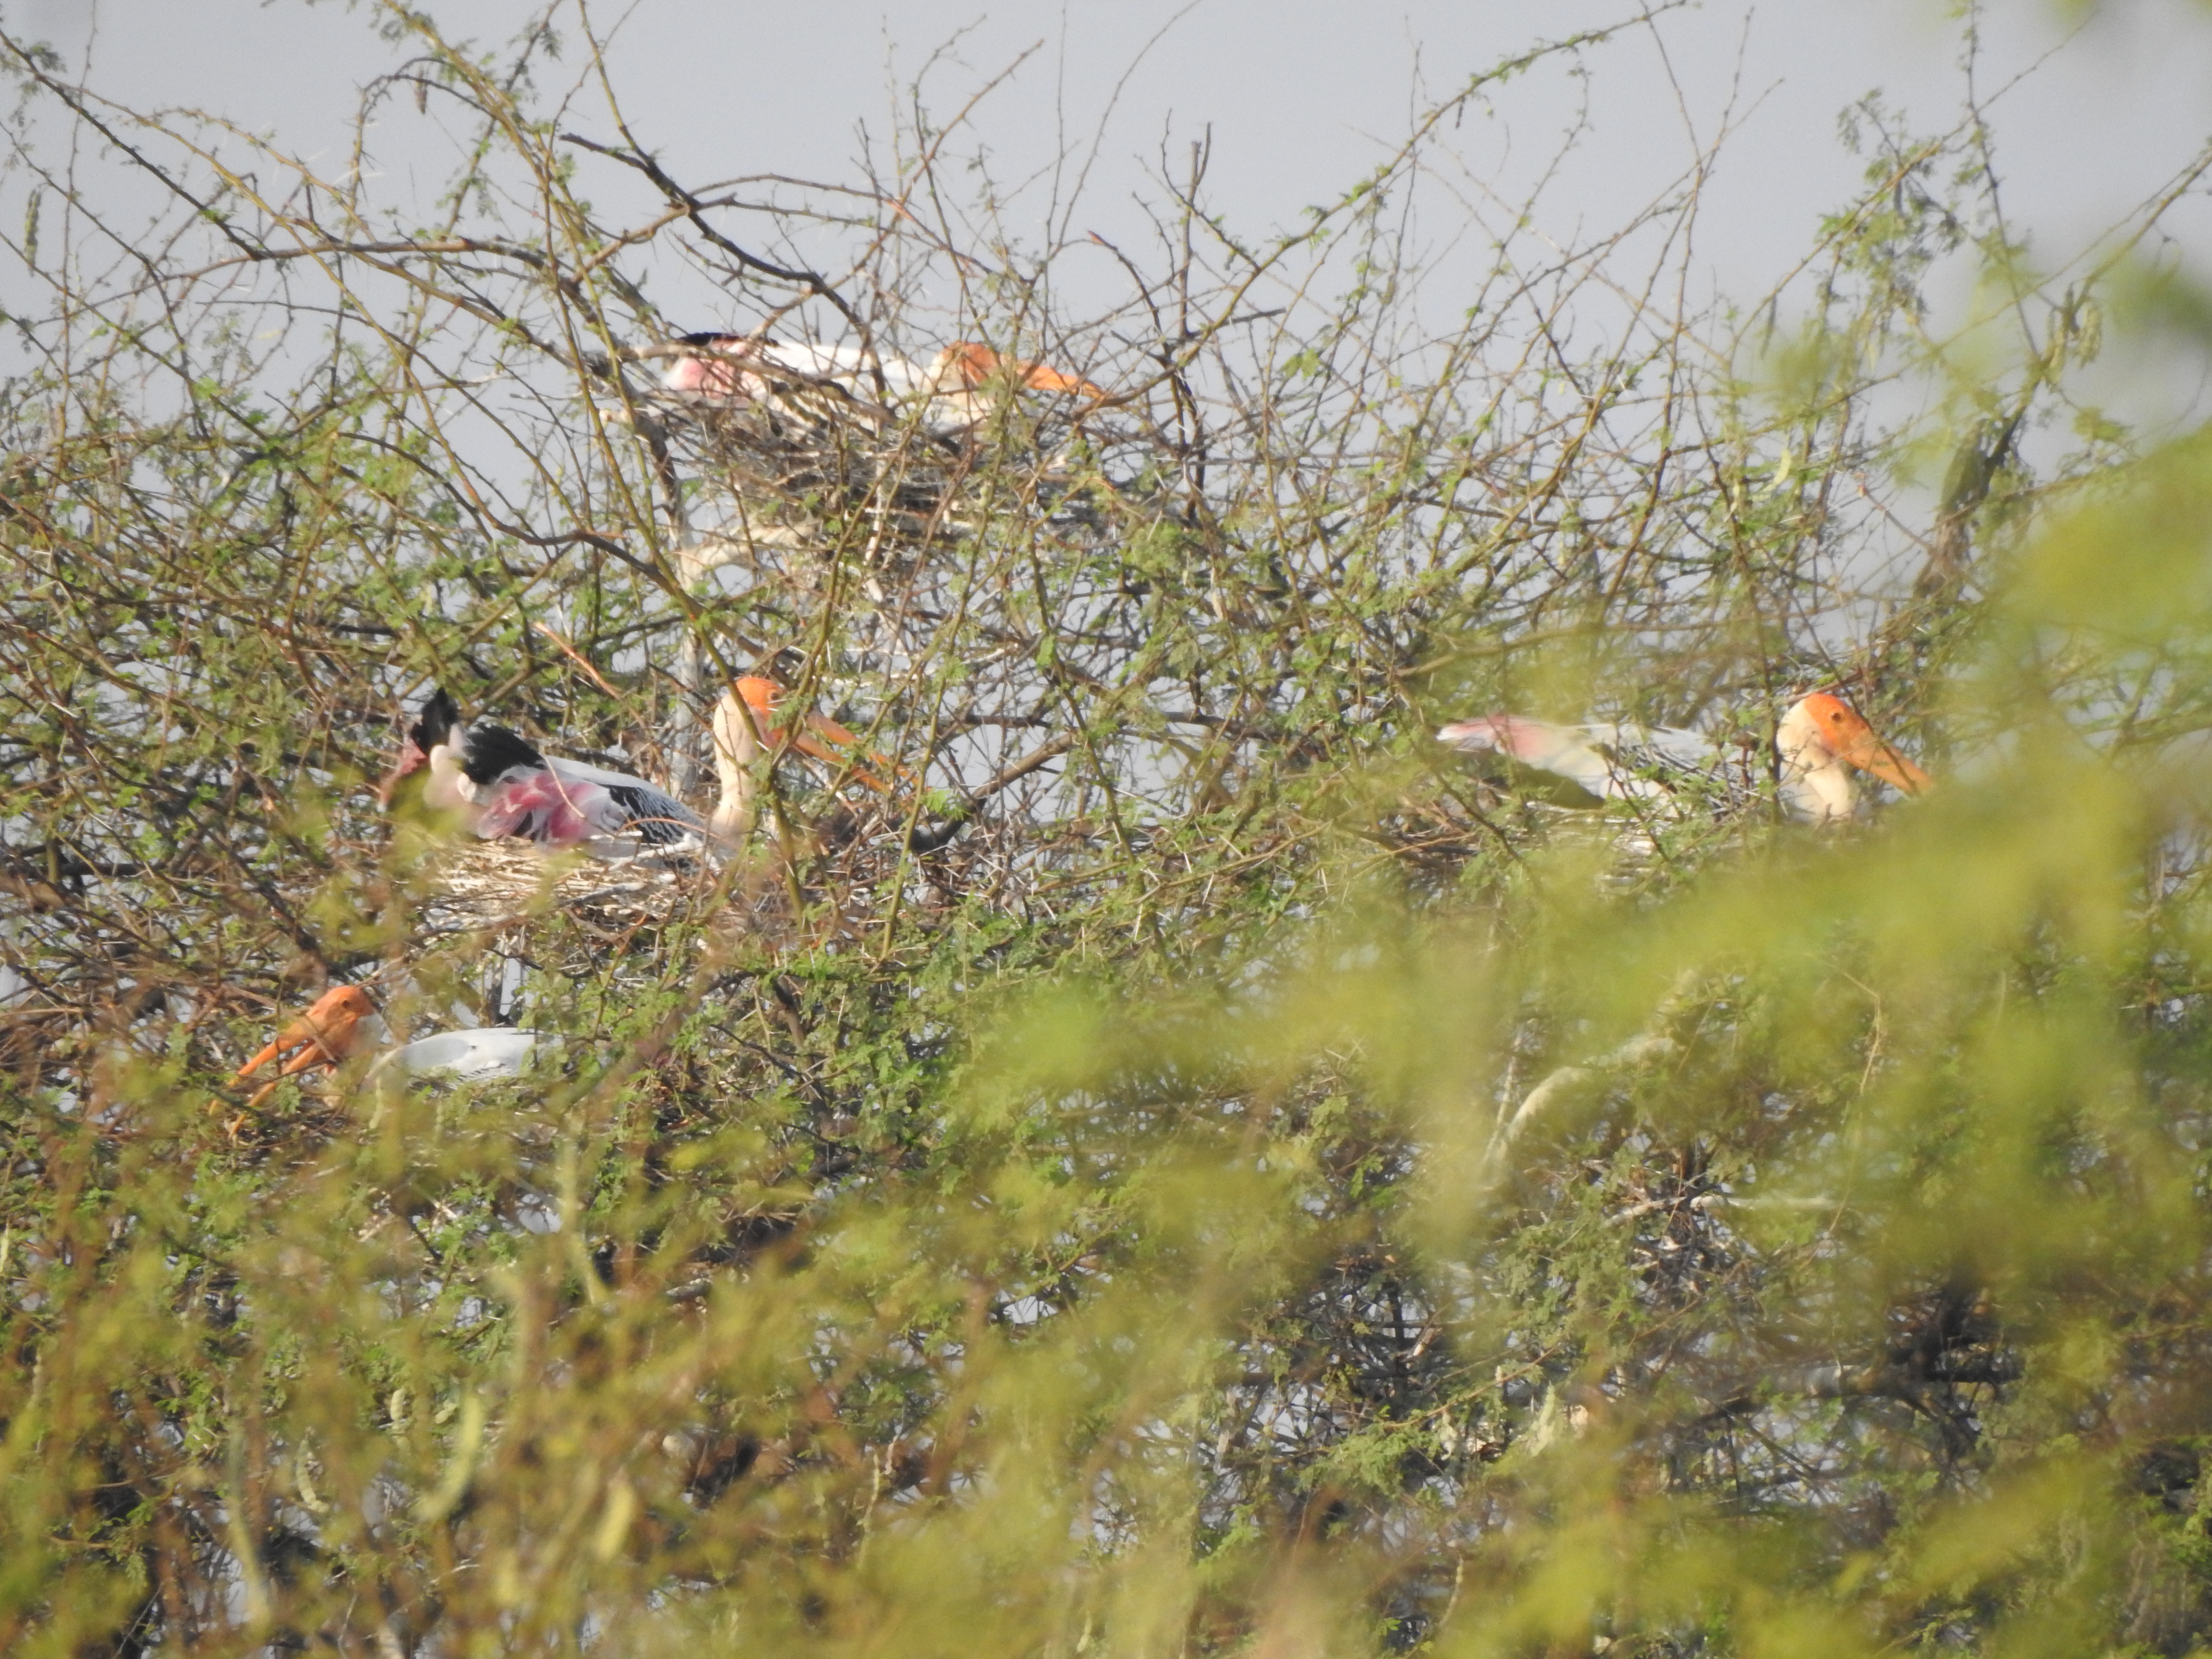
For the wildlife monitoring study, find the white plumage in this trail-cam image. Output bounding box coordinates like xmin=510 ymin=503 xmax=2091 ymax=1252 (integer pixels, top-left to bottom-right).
xmin=655 ymin=333 xmax=1106 ymax=433
xmin=368 ymin=1028 xmax=554 ymax=1084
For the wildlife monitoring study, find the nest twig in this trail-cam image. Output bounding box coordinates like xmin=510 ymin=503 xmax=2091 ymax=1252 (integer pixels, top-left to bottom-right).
xmin=415 ymin=841 xmax=726 ymax=940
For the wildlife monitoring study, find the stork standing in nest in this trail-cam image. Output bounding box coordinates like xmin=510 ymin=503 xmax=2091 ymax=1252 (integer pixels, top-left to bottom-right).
xmin=1437 ymin=693 xmax=1931 ymax=824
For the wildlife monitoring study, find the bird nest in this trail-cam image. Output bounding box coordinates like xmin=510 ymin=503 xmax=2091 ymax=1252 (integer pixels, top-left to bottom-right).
xmin=407 ymin=832 xmax=886 ymax=977
xmin=414 ymin=841 xmax=738 ymax=942
xmin=666 ymin=397 xmax=1121 ymax=582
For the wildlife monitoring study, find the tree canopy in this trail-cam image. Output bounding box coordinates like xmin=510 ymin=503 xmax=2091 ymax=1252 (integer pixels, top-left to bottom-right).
xmin=5 ymin=5 xmax=2212 ymax=1656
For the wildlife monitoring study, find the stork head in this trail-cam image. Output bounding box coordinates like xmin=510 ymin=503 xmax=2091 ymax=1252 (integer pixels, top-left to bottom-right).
xmin=931 ymin=342 xmax=1003 ymax=392
xmin=377 ymin=687 xmax=462 ymax=804
xmin=717 ymin=674 xmax=898 ymax=796
xmin=930 ymin=341 xmax=1106 ymax=401
xmin=733 ymin=675 xmax=784 ymax=722
xmin=1780 ymin=693 xmax=1932 ymax=797
xmin=1437 ymin=715 xmax=1538 ymax=759
xmin=712 ymin=677 xmax=785 ymax=774
xmin=299 ymin=984 xmax=382 ymax=1065
xmin=311 ymin=985 xmax=377 ymax=1027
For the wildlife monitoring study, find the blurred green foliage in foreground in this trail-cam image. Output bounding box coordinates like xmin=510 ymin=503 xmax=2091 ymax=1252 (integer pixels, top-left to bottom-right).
xmin=6 ymin=5 xmax=2212 ymax=1654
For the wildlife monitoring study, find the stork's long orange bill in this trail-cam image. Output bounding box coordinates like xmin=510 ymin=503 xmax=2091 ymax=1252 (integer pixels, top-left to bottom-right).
xmin=734 ymin=677 xmax=901 ymax=793
xmin=791 ymin=718 xmax=898 ymax=793
xmin=235 ymin=985 xmax=374 ymax=1107
xmin=943 ymin=341 xmax=1107 ymax=402
xmin=1851 ymin=743 xmax=1933 ymax=797
xmin=1015 ymin=360 xmax=1109 ymax=400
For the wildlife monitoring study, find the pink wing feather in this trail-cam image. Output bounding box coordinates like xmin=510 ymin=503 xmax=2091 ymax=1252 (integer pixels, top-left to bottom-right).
xmin=472 ymin=769 xmax=603 ymax=845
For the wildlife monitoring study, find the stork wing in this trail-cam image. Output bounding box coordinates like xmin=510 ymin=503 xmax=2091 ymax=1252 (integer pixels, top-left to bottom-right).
xmin=1442 ymin=716 xmax=1647 ymax=802
xmin=547 ymin=757 xmax=703 ymax=844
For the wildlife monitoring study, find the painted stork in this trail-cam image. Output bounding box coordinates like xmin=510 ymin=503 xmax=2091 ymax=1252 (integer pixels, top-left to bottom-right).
xmin=709 ymin=675 xmax=897 ymax=840
xmin=658 ymin=334 xmax=1106 ymax=430
xmin=380 ymin=688 xmax=706 ymax=857
xmin=1436 ymin=692 xmax=1930 ymax=824
xmin=234 ymin=984 xmax=379 ymax=1110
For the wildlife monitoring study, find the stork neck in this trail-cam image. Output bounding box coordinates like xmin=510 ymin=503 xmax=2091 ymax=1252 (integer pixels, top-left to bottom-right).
xmin=709 ymin=692 xmax=759 ymax=840
xmin=1778 ymin=742 xmax=1857 ymax=822
xmin=423 ymin=745 xmax=478 ymax=816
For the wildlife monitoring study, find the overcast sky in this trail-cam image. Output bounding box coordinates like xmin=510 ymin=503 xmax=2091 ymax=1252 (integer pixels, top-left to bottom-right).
xmin=8 ymin=0 xmax=2212 ymax=428
xmin=18 ymin=1 xmax=2207 ymax=262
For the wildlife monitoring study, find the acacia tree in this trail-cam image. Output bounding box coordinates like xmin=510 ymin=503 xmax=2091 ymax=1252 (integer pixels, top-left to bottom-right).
xmin=3 ymin=5 xmax=2212 ymax=1656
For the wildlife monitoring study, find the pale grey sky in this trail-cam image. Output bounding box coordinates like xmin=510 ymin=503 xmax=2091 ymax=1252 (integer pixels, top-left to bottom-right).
xmin=21 ymin=1 xmax=2209 ymax=275
xmin=8 ymin=0 xmax=2212 ymax=431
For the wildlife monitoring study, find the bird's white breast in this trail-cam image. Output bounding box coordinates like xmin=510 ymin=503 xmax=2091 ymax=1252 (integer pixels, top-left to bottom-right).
xmin=424 ymin=744 xmax=478 ymax=812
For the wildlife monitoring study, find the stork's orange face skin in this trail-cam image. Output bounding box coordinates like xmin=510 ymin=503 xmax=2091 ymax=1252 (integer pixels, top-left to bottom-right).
xmin=733 ymin=676 xmax=783 ymax=720
xmin=942 ymin=341 xmax=1001 ymax=388
xmin=315 ymin=986 xmax=375 ymax=1026
xmin=1802 ymin=693 xmax=1932 ymax=796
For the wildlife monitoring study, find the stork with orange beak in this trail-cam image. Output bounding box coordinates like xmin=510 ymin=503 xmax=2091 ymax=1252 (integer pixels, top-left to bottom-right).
xmin=233 ymin=985 xmax=380 ymax=1111
xmin=658 ymin=334 xmax=1106 ymax=432
xmin=915 ymin=341 xmax=1107 ymax=426
xmin=709 ymin=675 xmax=900 ymax=840
xmin=1437 ymin=692 xmax=1930 ymax=824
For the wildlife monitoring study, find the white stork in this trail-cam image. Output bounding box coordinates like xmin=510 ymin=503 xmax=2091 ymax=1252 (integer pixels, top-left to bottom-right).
xmin=380 ymin=688 xmax=706 ymax=857
xmin=1437 ymin=692 xmax=1930 ymax=824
